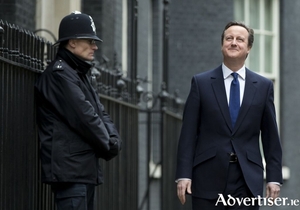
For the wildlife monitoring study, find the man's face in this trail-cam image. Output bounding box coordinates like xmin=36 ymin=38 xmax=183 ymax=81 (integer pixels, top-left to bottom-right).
xmin=221 ymin=25 xmax=251 ymax=62
xmin=69 ymin=39 xmax=98 ymax=61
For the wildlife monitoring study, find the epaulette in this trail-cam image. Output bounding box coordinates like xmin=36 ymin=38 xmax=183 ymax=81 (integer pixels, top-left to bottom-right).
xmin=53 ymin=59 xmax=65 ymax=71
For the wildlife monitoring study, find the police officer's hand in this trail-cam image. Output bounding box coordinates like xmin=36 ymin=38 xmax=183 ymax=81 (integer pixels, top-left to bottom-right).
xmin=97 ymin=137 xmax=121 ymax=161
xmin=108 ymin=137 xmax=120 ymax=156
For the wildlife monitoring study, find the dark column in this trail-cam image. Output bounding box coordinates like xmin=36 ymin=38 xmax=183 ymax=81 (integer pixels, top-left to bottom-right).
xmin=162 ymin=0 xmax=170 ymax=91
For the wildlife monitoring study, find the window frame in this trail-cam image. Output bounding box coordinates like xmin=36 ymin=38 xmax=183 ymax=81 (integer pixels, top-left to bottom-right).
xmin=234 ymin=0 xmax=280 ymax=120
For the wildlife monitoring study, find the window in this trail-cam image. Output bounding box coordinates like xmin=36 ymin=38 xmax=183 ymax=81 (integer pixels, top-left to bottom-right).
xmin=234 ymin=0 xmax=280 ymax=114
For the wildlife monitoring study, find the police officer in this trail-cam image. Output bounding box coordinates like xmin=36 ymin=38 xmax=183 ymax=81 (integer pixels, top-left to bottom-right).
xmin=35 ymin=11 xmax=122 ymax=210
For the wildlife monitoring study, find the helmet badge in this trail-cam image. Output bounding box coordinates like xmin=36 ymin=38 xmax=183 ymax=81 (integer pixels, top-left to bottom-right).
xmin=73 ymin=10 xmax=81 ymax=14
xmin=89 ymin=16 xmax=96 ymax=33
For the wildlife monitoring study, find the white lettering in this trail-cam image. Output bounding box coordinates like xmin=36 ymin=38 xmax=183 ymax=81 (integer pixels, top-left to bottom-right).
xmin=243 ymin=197 xmax=251 ymax=206
xmin=292 ymin=199 xmax=299 ymax=206
xmin=235 ymin=197 xmax=243 ymax=206
xmin=215 ymin=194 xmax=227 ymax=206
xmin=282 ymin=197 xmax=288 ymax=205
xmin=227 ymin=195 xmax=236 ymax=206
xmin=214 ymin=194 xmax=300 ymax=207
xmin=274 ymin=197 xmax=282 ymax=206
xmin=267 ymin=197 xmax=274 ymax=206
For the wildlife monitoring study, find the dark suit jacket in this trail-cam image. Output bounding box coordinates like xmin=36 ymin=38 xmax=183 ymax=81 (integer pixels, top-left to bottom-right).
xmin=176 ymin=65 xmax=282 ymax=199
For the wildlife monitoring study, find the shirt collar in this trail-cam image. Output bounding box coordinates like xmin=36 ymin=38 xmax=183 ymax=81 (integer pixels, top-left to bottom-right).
xmin=222 ymin=63 xmax=246 ymax=80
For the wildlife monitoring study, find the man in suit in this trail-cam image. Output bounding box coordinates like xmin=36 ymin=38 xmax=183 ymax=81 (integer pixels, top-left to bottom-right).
xmin=176 ymin=21 xmax=282 ymax=209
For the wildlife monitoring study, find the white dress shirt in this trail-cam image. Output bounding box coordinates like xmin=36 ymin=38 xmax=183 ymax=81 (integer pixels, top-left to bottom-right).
xmin=222 ymin=63 xmax=245 ymax=106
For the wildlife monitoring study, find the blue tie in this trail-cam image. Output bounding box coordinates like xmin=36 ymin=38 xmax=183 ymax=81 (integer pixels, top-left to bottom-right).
xmin=229 ymin=72 xmax=240 ymax=127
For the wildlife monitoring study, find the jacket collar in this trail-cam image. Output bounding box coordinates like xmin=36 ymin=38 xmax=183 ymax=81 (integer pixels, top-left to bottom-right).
xmin=57 ymin=47 xmax=92 ymax=75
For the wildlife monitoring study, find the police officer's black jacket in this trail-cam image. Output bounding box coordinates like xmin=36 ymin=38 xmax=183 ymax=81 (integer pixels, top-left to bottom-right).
xmin=35 ymin=47 xmax=121 ymax=185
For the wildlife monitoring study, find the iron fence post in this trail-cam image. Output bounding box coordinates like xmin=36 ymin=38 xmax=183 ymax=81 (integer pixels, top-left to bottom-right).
xmin=0 ymin=25 xmax=4 ymax=55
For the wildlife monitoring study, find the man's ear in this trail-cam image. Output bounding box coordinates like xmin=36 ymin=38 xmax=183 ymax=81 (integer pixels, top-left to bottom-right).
xmin=247 ymin=45 xmax=252 ymax=53
xmin=68 ymin=39 xmax=77 ymax=48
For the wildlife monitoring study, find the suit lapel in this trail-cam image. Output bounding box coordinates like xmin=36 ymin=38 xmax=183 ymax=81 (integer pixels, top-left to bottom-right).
xmin=210 ymin=66 xmax=232 ymax=130
xmin=233 ymin=69 xmax=257 ymax=132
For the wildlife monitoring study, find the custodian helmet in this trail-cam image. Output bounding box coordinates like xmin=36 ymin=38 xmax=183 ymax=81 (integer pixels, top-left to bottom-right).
xmin=54 ymin=11 xmax=102 ymax=46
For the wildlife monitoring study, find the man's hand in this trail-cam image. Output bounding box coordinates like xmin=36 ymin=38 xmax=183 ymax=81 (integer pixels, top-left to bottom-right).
xmin=266 ymin=183 xmax=280 ymax=200
xmin=177 ymin=180 xmax=192 ymax=205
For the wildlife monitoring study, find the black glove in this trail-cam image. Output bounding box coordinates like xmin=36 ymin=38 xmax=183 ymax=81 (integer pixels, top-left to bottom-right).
xmin=108 ymin=137 xmax=120 ymax=156
xmin=98 ymin=137 xmax=121 ymax=161
xmin=96 ymin=137 xmax=122 ymax=161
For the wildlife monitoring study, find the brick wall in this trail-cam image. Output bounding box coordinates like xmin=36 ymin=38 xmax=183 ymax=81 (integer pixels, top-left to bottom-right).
xmin=0 ymin=0 xmax=36 ymax=30
xmin=168 ymin=0 xmax=234 ymax=100
xmin=82 ymin=0 xmax=123 ymax=70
